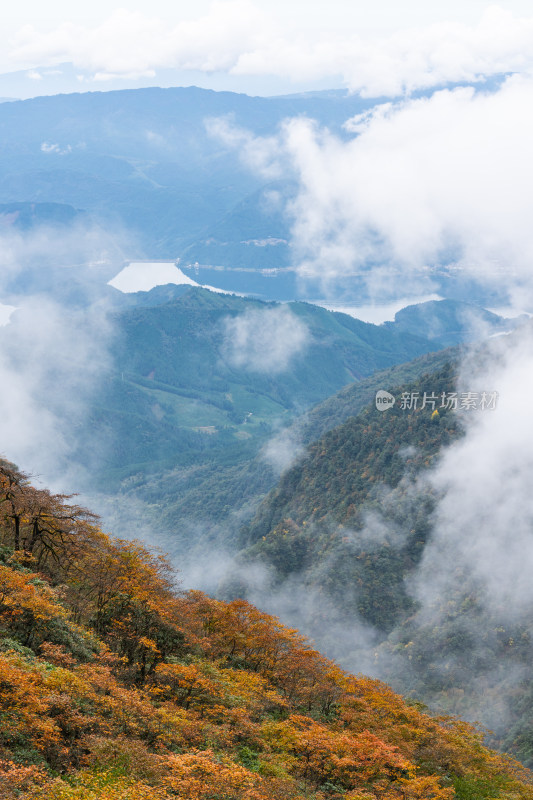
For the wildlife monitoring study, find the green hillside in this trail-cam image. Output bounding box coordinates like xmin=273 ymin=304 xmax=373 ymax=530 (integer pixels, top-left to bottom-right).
xmin=96 ymin=289 xmax=432 ymax=468
xmin=82 ymin=288 xmax=438 ymax=542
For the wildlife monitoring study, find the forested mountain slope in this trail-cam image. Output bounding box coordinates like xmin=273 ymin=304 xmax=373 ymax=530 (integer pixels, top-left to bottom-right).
xmin=0 ymin=461 xmax=531 ymax=800
xmin=237 ymin=364 xmax=461 ymax=630
xmin=229 ymin=357 xmax=533 ymax=768
xmin=288 ymin=347 xmax=460 ymax=448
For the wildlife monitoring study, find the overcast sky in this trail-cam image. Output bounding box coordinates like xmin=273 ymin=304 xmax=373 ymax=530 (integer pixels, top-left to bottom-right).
xmin=7 ymin=0 xmax=530 ymax=36
xmin=3 ymin=1 xmax=533 ymax=97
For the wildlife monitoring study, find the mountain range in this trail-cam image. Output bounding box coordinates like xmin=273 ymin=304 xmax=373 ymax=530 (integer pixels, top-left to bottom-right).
xmin=0 ymin=85 xmax=511 ymax=304
xmin=0 ymin=81 xmax=531 ymax=777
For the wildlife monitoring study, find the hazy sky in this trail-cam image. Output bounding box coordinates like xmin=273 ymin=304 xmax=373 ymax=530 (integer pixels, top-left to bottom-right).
xmin=3 ymin=1 xmax=533 ymax=96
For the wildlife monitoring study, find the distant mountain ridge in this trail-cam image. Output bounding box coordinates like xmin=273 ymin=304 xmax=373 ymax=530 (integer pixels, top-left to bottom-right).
xmin=386 ymin=298 xmax=526 ymax=347
xmin=0 ymin=84 xmax=513 ymax=304
xmin=0 ymin=85 xmax=374 ymax=271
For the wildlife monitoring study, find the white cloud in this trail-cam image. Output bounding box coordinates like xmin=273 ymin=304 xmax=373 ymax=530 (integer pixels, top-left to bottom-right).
xmin=0 ymin=303 xmax=16 ymax=326
xmin=0 ymin=221 xmax=127 ymax=290
xmin=0 ymin=221 xmax=129 ymax=488
xmin=343 ymin=103 xmax=397 ymax=134
xmin=7 ymin=4 xmax=533 ymax=96
xmin=261 ymin=426 xmax=305 ymax=475
xmin=413 ymin=328 xmax=533 ymax=618
xmin=221 ymin=304 xmax=309 ymax=373
xmin=0 ymin=297 xmax=113 ymax=487
xmin=205 ymin=116 xmax=284 ymax=180
xmin=41 ymin=141 xmax=72 ymax=154
xmin=213 ymin=75 xmax=533 ymax=302
xmin=9 ymin=2 xmax=272 ymax=81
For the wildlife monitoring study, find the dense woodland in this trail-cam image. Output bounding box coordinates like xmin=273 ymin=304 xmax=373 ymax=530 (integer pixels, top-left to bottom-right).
xmin=0 ymin=461 xmax=531 ymax=799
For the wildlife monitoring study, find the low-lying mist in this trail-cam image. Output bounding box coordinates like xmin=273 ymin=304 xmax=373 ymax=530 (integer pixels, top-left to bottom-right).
xmin=0 ymin=219 xmax=129 ymax=490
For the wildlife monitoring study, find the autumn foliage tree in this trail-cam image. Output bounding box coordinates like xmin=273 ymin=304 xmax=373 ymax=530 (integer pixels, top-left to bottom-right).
xmin=0 ymin=461 xmax=532 ymax=800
